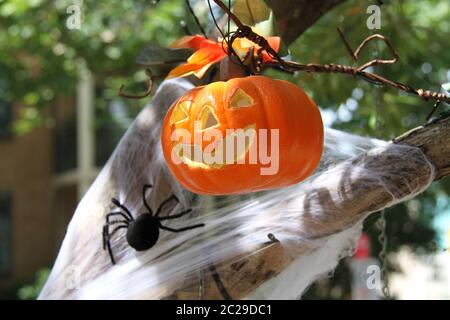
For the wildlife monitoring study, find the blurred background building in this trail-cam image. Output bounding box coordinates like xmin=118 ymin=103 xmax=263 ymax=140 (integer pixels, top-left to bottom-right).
xmin=0 ymin=66 xmax=131 ymax=297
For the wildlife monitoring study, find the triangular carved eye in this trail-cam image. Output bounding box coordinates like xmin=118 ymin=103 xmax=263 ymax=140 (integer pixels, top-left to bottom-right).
xmin=198 ymin=105 xmax=219 ymax=130
xmin=170 ymin=101 xmax=190 ymax=125
xmin=230 ymin=88 xmax=254 ymax=108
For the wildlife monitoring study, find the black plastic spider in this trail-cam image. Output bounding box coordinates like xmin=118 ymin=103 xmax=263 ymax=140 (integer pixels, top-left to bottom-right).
xmin=102 ymin=184 xmax=204 ymax=265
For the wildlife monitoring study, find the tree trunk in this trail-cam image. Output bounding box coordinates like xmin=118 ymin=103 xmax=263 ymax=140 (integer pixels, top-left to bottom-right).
xmin=266 ymin=0 xmax=348 ymax=45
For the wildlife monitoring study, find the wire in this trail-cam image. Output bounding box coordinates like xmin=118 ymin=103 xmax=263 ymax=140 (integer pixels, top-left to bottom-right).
xmin=227 ymin=0 xmax=231 ymax=43
xmin=185 ymin=0 xmax=207 ymax=37
xmin=207 ymin=0 xmax=229 ymax=46
xmin=206 ymin=0 xmax=251 ymax=75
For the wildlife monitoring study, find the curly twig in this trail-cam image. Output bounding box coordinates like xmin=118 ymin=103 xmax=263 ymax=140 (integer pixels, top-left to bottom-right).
xmin=337 ymin=28 xmax=398 ymax=71
xmin=211 ymin=0 xmax=449 ymax=113
xmin=118 ymin=68 xmax=154 ymax=100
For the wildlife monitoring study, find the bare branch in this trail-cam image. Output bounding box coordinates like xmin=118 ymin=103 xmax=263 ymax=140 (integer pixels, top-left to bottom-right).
xmin=212 ymin=1 xmax=450 ymax=108
xmin=170 ymin=113 xmax=450 ymax=300
xmin=266 ymin=0 xmax=347 ymax=45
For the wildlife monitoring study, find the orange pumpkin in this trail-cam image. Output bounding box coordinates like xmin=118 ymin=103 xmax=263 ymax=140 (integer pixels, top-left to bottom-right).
xmin=161 ymin=76 xmax=323 ymax=195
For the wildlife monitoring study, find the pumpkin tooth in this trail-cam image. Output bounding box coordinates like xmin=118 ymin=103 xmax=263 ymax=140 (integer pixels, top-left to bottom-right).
xmin=214 ymin=124 xmax=256 ymax=164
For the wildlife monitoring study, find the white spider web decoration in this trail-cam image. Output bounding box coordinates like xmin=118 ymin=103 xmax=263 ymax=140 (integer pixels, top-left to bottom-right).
xmin=39 ymin=78 xmax=435 ymax=300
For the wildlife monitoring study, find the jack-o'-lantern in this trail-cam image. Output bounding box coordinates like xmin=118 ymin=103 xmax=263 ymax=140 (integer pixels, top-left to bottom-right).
xmin=161 ymin=76 xmax=323 ymax=195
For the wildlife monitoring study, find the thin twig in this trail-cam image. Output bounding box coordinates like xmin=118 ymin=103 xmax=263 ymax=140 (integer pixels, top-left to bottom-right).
xmin=212 ymin=0 xmax=285 ymax=70
xmin=208 ymin=0 xmax=229 ymax=46
xmin=207 ymin=0 xmax=251 ymax=75
xmin=185 ymin=0 xmax=206 ymax=37
xmin=227 ymin=0 xmax=231 ymax=43
xmin=212 ymin=0 xmax=281 ymax=62
xmin=213 ymin=0 xmax=243 ymax=28
xmin=119 ymin=68 xmax=154 ymax=100
xmin=212 ymin=0 xmax=449 ymax=107
xmin=337 ymin=28 xmax=399 ymax=71
xmin=265 ymin=59 xmax=450 ymax=104
xmin=208 ymin=263 xmax=233 ymax=300
xmin=269 ymin=29 xmax=450 ymax=105
xmin=426 ymin=101 xmax=442 ymax=121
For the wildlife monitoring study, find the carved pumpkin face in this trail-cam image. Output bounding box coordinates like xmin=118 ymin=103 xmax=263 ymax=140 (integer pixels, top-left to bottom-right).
xmin=161 ymin=76 xmax=323 ymax=195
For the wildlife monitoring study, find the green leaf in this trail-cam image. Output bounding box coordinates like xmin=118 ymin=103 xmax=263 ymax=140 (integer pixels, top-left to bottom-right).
xmin=368 ymin=113 xmax=377 ymax=129
xmin=442 ymin=82 xmax=450 ymax=92
xmin=233 ymin=0 xmax=271 ymax=26
xmin=135 ymin=44 xmax=192 ymax=66
xmin=254 ymin=13 xmax=274 ymax=36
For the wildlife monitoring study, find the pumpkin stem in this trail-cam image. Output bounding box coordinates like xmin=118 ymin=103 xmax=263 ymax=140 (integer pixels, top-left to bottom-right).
xmin=219 ymin=56 xmax=251 ymax=81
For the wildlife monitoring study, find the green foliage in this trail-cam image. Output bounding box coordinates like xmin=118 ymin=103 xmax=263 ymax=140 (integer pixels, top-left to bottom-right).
xmin=17 ymin=268 xmax=50 ymax=300
xmin=271 ymin=0 xmax=450 ymax=139
xmin=136 ymin=45 xmax=192 ymax=66
xmin=233 ymin=0 xmax=271 ymax=25
xmin=0 ymin=0 xmax=187 ymax=134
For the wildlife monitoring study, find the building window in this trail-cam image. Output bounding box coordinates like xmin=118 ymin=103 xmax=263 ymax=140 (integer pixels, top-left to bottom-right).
xmin=0 ymin=192 xmax=12 ymax=277
xmin=0 ymin=73 xmax=12 ymax=138
xmin=95 ymin=99 xmax=130 ymax=167
xmin=54 ymin=117 xmax=77 ymax=173
xmin=0 ymin=98 xmax=12 ymax=139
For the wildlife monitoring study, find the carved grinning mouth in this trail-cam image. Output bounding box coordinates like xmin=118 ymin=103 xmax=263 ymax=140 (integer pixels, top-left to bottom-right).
xmin=169 ymin=88 xmax=258 ymax=169
xmin=172 ymin=124 xmax=257 ymax=169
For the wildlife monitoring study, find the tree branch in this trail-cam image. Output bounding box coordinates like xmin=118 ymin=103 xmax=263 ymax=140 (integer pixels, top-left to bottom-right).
xmin=395 ymin=114 xmax=450 ymax=180
xmin=171 ymin=114 xmax=450 ymax=300
xmin=211 ymin=0 xmax=347 ymax=45
xmin=212 ymin=2 xmax=450 ymax=106
xmin=265 ymin=0 xmax=348 ymax=45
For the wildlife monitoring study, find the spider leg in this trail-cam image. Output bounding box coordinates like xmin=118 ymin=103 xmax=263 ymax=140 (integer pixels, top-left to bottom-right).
xmin=158 ymin=208 xmax=192 ymax=221
xmin=107 ymin=225 xmax=129 ymax=239
xmin=102 ymin=221 xmax=127 ymax=249
xmin=159 ymin=222 xmax=205 ymax=233
xmin=105 ymin=235 xmax=116 ymax=265
xmin=104 ymin=220 xmax=129 ymax=238
xmin=154 ymin=195 xmax=179 ymax=217
xmin=103 ymin=225 xmax=128 ymax=265
xmin=105 ymin=220 xmax=130 ymax=226
xmin=102 ymin=224 xmax=115 ymax=263
xmin=142 ymin=184 xmax=154 ymax=215
xmin=102 ymin=225 xmax=108 ymax=250
xmin=111 ymin=199 xmax=134 ymax=221
xmin=106 ymin=211 xmax=132 ymax=223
